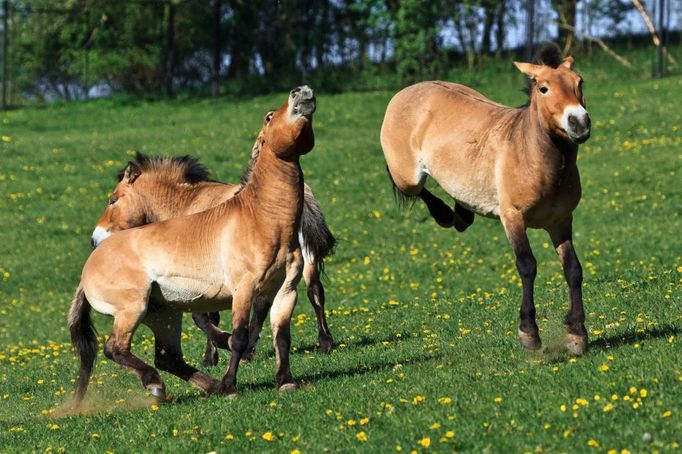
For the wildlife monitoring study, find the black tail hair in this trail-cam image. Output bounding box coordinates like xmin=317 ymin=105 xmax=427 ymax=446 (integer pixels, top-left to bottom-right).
xmin=68 ymin=287 xmax=98 ymax=405
xmin=386 ymin=165 xmax=417 ymax=209
xmin=300 ymin=184 xmax=336 ymax=272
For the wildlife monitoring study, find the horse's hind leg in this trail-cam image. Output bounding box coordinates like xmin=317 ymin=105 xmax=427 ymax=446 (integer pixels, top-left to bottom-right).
xmin=548 ymin=219 xmax=587 ymax=355
xmin=146 ymin=309 xmax=220 ymax=395
xmin=303 ymin=261 xmax=333 ymax=354
xmin=104 ymin=309 xmax=167 ymax=401
xmin=418 ymin=188 xmax=456 ymax=227
xmin=192 ymin=312 xmax=229 ymax=367
xmin=242 ymin=296 xmax=271 ymax=363
xmin=418 ymin=189 xmax=474 ymax=232
xmin=454 ymin=203 xmax=475 ymax=232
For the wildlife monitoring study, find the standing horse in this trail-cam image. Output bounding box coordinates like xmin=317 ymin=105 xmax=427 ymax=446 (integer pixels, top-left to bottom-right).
xmin=380 ymin=44 xmax=591 ymax=355
xmin=91 ymin=152 xmax=336 ymax=367
xmin=69 ymin=86 xmax=316 ymax=404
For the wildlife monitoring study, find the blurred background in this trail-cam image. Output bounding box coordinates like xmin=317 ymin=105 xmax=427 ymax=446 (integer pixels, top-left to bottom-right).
xmin=0 ymin=0 xmax=679 ymax=107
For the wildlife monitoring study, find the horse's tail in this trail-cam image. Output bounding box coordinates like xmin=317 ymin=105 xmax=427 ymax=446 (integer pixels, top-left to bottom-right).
xmin=300 ymin=184 xmax=336 ymax=273
xmin=386 ymin=165 xmax=417 ymax=209
xmin=68 ymin=286 xmax=98 ymax=405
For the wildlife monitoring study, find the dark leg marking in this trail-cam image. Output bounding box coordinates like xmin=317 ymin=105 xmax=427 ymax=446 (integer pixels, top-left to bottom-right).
xmin=306 ymin=267 xmax=333 ymax=354
xmin=454 ymin=202 xmax=475 ymax=232
xmin=243 ymin=297 xmax=270 ymax=363
xmin=418 ymin=188 xmax=456 ymax=228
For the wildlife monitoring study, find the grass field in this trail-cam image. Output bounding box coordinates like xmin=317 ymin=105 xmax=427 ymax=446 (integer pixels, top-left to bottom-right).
xmin=0 ymin=52 xmax=680 ymax=453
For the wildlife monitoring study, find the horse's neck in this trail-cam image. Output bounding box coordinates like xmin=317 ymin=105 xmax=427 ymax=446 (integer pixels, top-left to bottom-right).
xmin=518 ymin=106 xmax=578 ymax=169
xmin=143 ymin=180 xmax=217 ymax=221
xmin=237 ymin=146 xmax=303 ymax=226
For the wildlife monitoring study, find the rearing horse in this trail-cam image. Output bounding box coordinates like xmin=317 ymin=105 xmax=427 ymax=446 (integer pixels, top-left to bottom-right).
xmin=381 ymin=45 xmax=591 ymax=354
xmin=69 ymin=86 xmax=316 ymax=404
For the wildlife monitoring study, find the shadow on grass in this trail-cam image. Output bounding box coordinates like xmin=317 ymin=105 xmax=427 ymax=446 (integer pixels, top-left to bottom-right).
xmin=168 ymin=349 xmax=442 ymax=405
xmin=589 ymin=323 xmax=681 ymax=350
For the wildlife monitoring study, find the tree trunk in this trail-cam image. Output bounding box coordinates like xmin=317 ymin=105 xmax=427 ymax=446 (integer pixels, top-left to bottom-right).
xmin=495 ymin=0 xmax=506 ymax=56
xmin=481 ymin=1 xmax=496 ymax=55
xmin=211 ymin=0 xmax=222 ymax=96
xmin=165 ymin=2 xmax=176 ymax=97
xmin=553 ymin=0 xmax=577 ymax=49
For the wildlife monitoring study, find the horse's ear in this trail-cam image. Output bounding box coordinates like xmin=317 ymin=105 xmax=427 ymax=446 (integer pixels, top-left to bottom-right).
xmin=123 ymin=161 xmax=141 ymax=184
xmin=561 ymin=56 xmax=574 ymax=70
xmin=513 ymin=62 xmax=542 ymax=79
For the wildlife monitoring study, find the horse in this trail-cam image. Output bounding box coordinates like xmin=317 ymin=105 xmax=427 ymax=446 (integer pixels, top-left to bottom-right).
xmin=69 ymin=86 xmax=316 ymax=404
xmin=91 ymin=152 xmax=336 ymax=367
xmin=380 ymin=44 xmax=591 ymax=355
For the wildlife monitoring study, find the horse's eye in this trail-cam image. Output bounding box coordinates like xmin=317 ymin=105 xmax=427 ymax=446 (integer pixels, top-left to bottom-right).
xmin=265 ymin=112 xmax=274 ymax=123
xmin=539 ymin=86 xmax=549 ymax=94
xmin=108 ymin=197 xmax=118 ymax=206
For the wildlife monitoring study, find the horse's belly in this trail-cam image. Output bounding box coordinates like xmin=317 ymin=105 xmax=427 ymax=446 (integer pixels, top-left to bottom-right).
xmin=154 ymin=276 xmax=233 ymax=312
xmin=438 ymin=177 xmax=500 ymax=217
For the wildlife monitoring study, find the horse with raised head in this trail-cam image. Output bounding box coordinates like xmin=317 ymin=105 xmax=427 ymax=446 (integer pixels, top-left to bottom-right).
xmin=69 ymin=86 xmax=317 ymax=404
xmin=381 ymin=44 xmax=591 ymax=354
xmin=91 ymin=151 xmax=336 ymax=367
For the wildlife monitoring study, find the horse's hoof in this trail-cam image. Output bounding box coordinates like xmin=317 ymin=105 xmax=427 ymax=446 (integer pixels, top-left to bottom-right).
xmin=147 ymin=386 xmax=167 ymax=402
xmin=278 ymin=382 xmax=297 ymax=393
xmin=240 ymin=350 xmax=255 ymax=364
xmin=318 ymin=337 xmax=333 ymax=354
xmin=202 ymin=350 xmax=219 ymax=368
xmin=565 ymin=333 xmax=588 ymax=355
xmin=518 ymin=329 xmax=542 ymax=350
xmin=212 ymin=382 xmax=238 ymax=398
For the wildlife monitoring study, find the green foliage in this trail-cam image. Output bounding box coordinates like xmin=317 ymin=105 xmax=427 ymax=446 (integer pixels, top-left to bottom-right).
xmin=394 ymin=0 xmax=443 ymax=84
xmin=0 ymin=49 xmax=680 ymax=452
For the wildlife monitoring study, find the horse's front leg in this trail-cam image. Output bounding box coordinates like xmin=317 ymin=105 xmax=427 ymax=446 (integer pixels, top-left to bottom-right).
xmin=213 ymin=285 xmax=253 ymax=397
xmin=548 ymin=217 xmax=588 ymax=355
xmin=501 ymin=209 xmax=541 ymax=350
xmin=270 ymin=251 xmax=304 ymax=391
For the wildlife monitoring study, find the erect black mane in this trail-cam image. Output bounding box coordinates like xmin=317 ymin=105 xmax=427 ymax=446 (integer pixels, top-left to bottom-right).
xmin=522 ymin=42 xmax=565 ymax=100
xmin=116 ymin=151 xmax=211 ymax=184
xmin=533 ymin=42 xmax=564 ymax=68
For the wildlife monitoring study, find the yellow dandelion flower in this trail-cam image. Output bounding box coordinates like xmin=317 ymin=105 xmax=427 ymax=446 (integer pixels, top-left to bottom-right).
xmin=291 ymin=450 xmax=301 ymax=454
xmin=445 ymin=431 xmax=454 ymax=438
xmin=262 ymin=432 xmax=274 ymax=442
xmin=429 ymin=423 xmax=441 ymax=430
xmin=639 ymin=389 xmax=648 ymax=398
xmin=438 ymin=397 xmax=452 ymax=404
xmin=225 ymin=433 xmax=233 ymax=440
xmin=418 ymin=437 xmax=431 ymax=448
xmin=599 ymin=364 xmax=609 ymax=372
xmin=587 ymin=439 xmax=599 ymax=448
xmin=662 ymin=410 xmax=671 ymax=418
xmin=359 ymin=417 xmax=369 ymax=425
xmin=494 ymin=396 xmax=503 ymax=403
xmin=603 ymin=403 xmax=614 ymax=412
xmin=150 ymin=404 xmax=159 ymax=411
xmin=347 ymin=419 xmax=357 ymax=426
xmin=356 ymin=431 xmax=368 ymax=442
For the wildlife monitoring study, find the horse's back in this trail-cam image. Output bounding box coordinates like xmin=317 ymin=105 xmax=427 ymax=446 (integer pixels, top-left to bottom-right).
xmin=381 ymin=81 xmax=507 ymax=200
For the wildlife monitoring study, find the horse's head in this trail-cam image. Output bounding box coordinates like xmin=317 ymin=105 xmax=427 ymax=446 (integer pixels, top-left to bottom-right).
xmin=260 ymin=86 xmax=316 ymax=159
xmin=91 ymin=161 xmax=149 ymax=248
xmin=514 ymin=46 xmax=591 ymax=144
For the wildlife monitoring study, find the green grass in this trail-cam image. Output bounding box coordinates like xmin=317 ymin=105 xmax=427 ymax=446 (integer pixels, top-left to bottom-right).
xmin=0 ymin=53 xmax=680 ymax=453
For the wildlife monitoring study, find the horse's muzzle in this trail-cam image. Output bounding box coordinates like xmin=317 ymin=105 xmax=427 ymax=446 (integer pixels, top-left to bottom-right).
xmin=290 ymin=86 xmax=316 ymax=117
xmin=567 ymin=111 xmax=591 ymax=144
